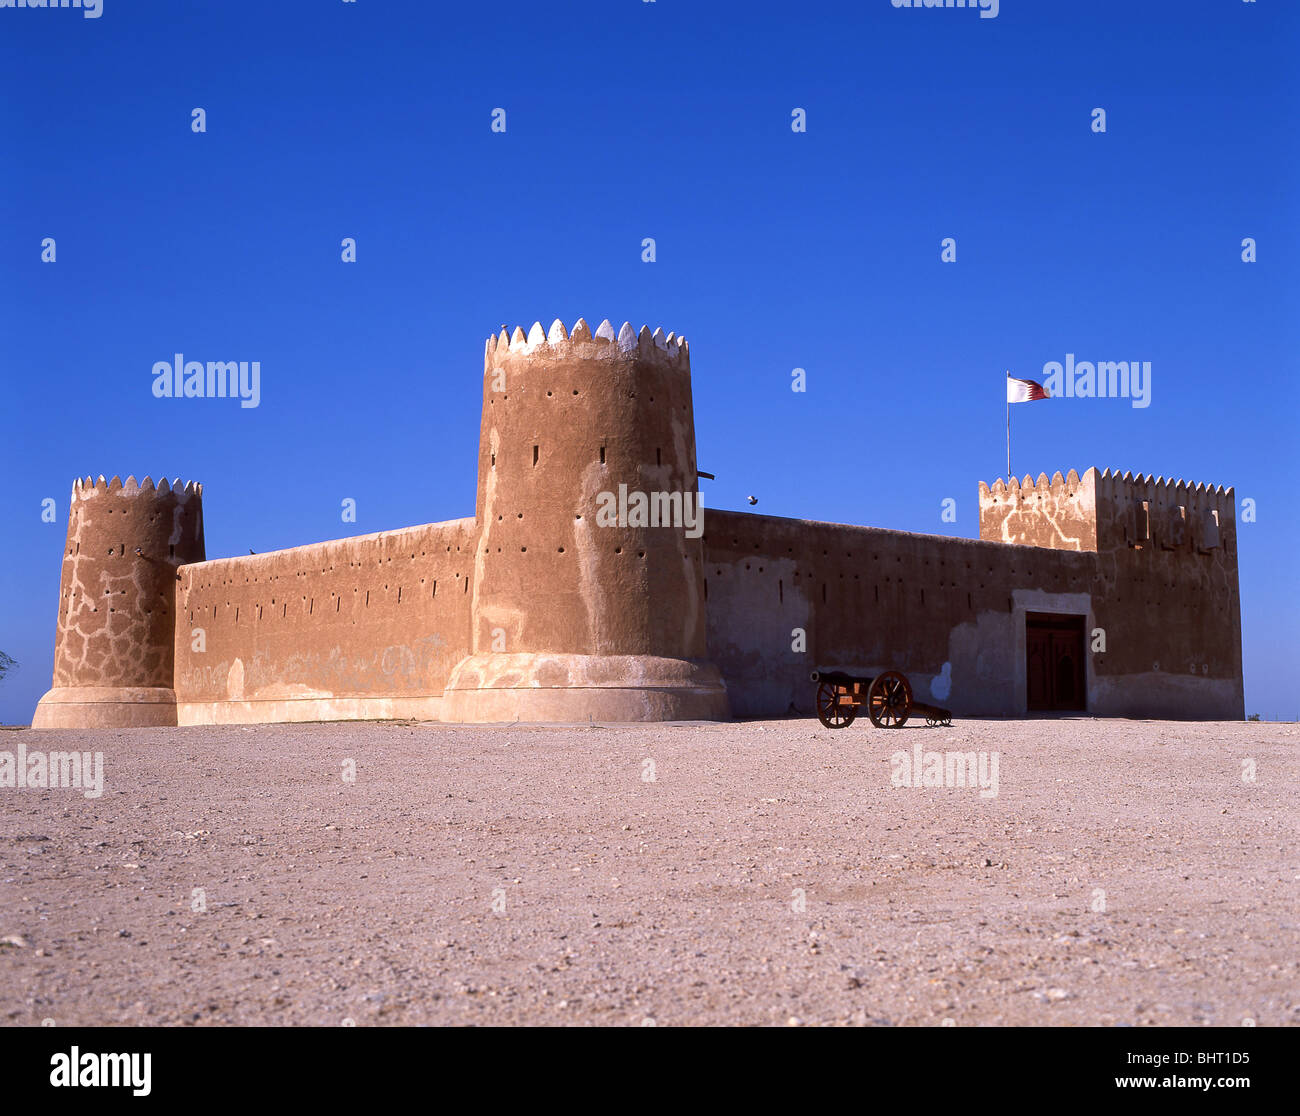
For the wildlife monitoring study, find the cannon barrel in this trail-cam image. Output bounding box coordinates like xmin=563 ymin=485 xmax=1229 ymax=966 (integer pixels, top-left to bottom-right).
xmin=810 ymin=669 xmax=876 ymax=687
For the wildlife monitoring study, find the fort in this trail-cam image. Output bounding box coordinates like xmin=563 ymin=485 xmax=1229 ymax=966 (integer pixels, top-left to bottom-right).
xmin=30 ymin=317 xmax=1244 ymax=729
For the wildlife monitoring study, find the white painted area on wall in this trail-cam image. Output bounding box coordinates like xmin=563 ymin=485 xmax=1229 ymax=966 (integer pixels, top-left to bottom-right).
xmin=927 ymin=661 xmax=952 ymax=701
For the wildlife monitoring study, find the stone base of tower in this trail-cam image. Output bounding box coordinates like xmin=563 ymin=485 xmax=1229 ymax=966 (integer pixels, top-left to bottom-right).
xmin=441 ymin=653 xmax=730 ymax=723
xmin=177 ymin=694 xmax=445 ymax=726
xmin=30 ymin=686 xmax=179 ymax=729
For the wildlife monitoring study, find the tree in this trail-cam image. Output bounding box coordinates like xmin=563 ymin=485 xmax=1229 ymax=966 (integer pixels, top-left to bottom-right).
xmin=0 ymin=652 xmax=16 ymax=683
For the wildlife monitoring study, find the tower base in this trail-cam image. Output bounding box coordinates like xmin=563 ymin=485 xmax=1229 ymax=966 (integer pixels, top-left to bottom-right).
xmin=31 ymin=686 xmax=179 ymax=730
xmin=441 ymin=653 xmax=730 ymax=723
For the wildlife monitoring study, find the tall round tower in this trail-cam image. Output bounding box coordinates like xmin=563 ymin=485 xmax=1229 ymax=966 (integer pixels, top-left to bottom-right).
xmin=32 ymin=475 xmax=205 ymax=729
xmin=442 ymin=318 xmax=729 ymax=721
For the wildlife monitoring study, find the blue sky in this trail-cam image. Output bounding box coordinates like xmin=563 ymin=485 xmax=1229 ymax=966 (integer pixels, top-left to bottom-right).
xmin=1 ymin=0 xmax=1295 ymax=722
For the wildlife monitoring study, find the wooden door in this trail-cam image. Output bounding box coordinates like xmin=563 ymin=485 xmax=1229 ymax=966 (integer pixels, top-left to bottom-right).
xmin=1025 ymin=613 xmax=1086 ymax=711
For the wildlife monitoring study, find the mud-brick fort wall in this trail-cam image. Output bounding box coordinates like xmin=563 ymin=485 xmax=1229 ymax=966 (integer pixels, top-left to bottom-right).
xmin=977 ymin=467 xmax=1242 ymax=718
xmin=1085 ymin=469 xmax=1241 ymax=717
xmin=701 ymin=511 xmax=1096 ymax=719
xmin=463 ymin=320 xmax=706 ymax=660
xmin=169 ymin=318 xmax=729 ymax=726
xmin=704 ymin=467 xmax=1242 ymax=721
xmin=440 ymin=320 xmax=727 ymax=722
xmin=32 ymin=319 xmax=1244 ymax=727
xmin=32 ymin=476 xmax=205 ymax=729
xmin=171 ymin=518 xmax=477 ymax=724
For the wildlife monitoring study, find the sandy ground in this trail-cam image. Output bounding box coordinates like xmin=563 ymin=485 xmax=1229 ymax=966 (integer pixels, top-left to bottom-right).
xmin=0 ymin=717 xmax=1295 ymax=1027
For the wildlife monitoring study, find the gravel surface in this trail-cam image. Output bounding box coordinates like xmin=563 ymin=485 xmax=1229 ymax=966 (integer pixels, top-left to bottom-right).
xmin=1 ymin=718 xmax=1295 ymax=1026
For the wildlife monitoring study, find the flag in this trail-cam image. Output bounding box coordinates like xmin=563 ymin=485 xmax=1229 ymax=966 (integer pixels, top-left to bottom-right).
xmin=1007 ymin=374 xmax=1050 ymax=403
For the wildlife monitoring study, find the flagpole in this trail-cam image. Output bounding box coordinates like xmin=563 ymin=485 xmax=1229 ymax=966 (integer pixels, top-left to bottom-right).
xmin=1005 ymin=371 xmax=1011 ymax=481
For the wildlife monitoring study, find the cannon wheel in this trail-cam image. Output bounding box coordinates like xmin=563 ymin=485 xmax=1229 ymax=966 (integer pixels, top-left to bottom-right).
xmin=815 ymin=682 xmax=856 ymax=729
xmin=868 ymin=671 xmax=911 ymax=729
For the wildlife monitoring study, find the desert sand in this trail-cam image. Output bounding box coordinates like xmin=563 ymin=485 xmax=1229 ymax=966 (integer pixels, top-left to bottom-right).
xmin=1 ymin=717 xmax=1295 ymax=1026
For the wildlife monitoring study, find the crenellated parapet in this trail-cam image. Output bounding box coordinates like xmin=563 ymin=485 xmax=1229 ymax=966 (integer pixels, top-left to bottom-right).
xmin=71 ymin=474 xmax=203 ymax=498
xmin=1092 ymin=468 xmax=1235 ymax=554
xmin=979 ymin=468 xmax=1086 ymax=503
xmin=485 ymin=318 xmax=690 ymax=371
xmin=978 ymin=465 xmax=1236 ymax=558
xmin=978 ymin=468 xmax=1097 ymax=550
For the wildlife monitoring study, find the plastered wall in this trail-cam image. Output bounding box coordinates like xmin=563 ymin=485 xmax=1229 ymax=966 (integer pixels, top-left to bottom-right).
xmin=440 ymin=320 xmax=728 ymax=722
xmin=703 ymin=476 xmax=1243 ymax=721
xmin=31 ymin=475 xmax=206 ymax=729
xmin=702 ymin=509 xmax=1097 ymax=718
xmin=469 ymin=321 xmax=707 ymax=659
xmin=1086 ymin=471 xmax=1243 ymax=718
xmin=978 ymin=469 xmax=1097 ymax=551
xmin=173 ymin=518 xmax=477 ymax=724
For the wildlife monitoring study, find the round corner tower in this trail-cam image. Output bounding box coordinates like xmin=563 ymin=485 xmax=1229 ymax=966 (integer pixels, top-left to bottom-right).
xmin=441 ymin=317 xmax=729 ymax=722
xmin=32 ymin=475 xmax=206 ymax=729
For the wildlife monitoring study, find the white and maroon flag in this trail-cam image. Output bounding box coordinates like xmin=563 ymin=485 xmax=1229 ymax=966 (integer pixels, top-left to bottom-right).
xmin=1006 ymin=374 xmax=1050 ymax=403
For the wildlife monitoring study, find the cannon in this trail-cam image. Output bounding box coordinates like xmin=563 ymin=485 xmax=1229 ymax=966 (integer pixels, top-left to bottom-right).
xmin=810 ymin=669 xmax=952 ymax=729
